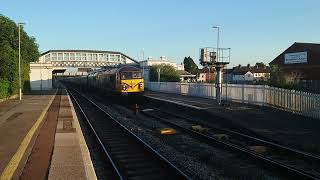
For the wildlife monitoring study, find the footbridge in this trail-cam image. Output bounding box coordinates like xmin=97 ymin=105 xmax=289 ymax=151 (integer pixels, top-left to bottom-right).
xmin=30 ymin=50 xmax=138 ymax=90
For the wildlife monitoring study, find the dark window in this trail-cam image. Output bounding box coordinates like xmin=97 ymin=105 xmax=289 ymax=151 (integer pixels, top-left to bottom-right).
xmin=121 ymin=71 xmax=142 ymax=79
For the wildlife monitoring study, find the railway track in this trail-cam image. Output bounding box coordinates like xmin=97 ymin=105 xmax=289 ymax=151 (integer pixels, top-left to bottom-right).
xmin=140 ymin=106 xmax=320 ymax=180
xmin=67 ymin=88 xmax=190 ymax=180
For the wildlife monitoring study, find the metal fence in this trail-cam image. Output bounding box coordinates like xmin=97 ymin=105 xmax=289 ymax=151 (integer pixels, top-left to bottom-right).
xmin=145 ymin=82 xmax=320 ymax=119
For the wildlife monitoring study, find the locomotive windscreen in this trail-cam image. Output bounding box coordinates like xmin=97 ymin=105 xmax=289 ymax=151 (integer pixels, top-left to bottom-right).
xmin=120 ymin=71 xmax=142 ymax=80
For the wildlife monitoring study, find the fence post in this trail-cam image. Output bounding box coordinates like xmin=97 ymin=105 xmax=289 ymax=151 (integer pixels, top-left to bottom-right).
xmin=282 ymin=88 xmax=285 ymax=109
xmin=266 ymin=86 xmax=269 ymax=106
xmin=299 ymin=91 xmax=302 ymax=113
xmin=242 ymin=84 xmax=244 ymax=103
xmin=276 ymin=87 xmax=278 ymax=107
xmin=305 ymin=92 xmax=308 ymax=114
xmin=271 ymin=86 xmax=274 ymax=107
xmin=286 ymin=89 xmax=290 ymax=111
xmin=262 ymin=85 xmax=265 ymax=106
xmin=278 ymin=87 xmax=281 ymax=108
xmin=309 ymin=92 xmax=312 ymax=113
xmin=295 ymin=90 xmax=298 ymax=113
xmin=273 ymin=87 xmax=276 ymax=107
xmin=212 ymin=83 xmax=215 ymax=99
xmin=289 ymin=89 xmax=292 ymax=112
xmin=302 ymin=91 xmax=304 ymax=114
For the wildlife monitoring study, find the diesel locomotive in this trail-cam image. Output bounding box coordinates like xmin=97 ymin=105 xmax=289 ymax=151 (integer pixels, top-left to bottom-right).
xmin=66 ymin=65 xmax=144 ymax=95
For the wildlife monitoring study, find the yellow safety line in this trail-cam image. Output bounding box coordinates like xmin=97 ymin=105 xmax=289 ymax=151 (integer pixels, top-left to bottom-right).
xmin=0 ymin=91 xmax=57 ymax=180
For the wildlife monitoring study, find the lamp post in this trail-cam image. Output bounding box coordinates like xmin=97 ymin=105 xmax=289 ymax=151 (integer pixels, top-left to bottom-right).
xmin=226 ymin=48 xmax=231 ymax=101
xmin=212 ymin=26 xmax=222 ymax=104
xmin=40 ymin=59 xmax=43 ymax=92
xmin=141 ymin=49 xmax=145 ymax=77
xmin=18 ymin=22 xmax=26 ymax=100
xmin=157 ymin=68 xmax=161 ymax=82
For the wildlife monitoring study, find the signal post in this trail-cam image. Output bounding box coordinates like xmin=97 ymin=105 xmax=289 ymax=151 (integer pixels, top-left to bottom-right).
xmin=200 ymin=48 xmax=230 ymax=105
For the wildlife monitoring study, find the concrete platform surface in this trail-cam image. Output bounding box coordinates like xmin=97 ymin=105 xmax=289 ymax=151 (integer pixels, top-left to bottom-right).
xmin=0 ymin=93 xmax=55 ymax=179
xmin=48 ymin=91 xmax=97 ymax=180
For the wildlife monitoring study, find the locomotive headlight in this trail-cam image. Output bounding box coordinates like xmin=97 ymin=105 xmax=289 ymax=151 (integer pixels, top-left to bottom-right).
xmin=122 ymin=84 xmax=128 ymax=91
xmin=138 ymin=82 xmax=143 ymax=89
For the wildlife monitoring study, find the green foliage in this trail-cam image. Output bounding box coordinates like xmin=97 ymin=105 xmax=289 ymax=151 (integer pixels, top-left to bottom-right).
xmin=183 ymin=56 xmax=198 ymax=76
xmin=0 ymin=79 xmax=10 ymax=98
xmin=0 ymin=15 xmax=39 ymax=98
xmin=269 ymin=64 xmax=299 ymax=90
xmin=269 ymin=65 xmax=287 ymax=87
xmin=0 ymin=41 xmax=19 ymax=95
xmin=149 ymin=64 xmax=180 ymax=82
xmin=269 ymin=65 xmax=284 ymax=86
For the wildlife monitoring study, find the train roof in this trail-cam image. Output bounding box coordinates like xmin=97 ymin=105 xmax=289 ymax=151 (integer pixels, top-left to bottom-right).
xmin=116 ymin=65 xmax=141 ymax=72
xmin=88 ymin=65 xmax=141 ymax=76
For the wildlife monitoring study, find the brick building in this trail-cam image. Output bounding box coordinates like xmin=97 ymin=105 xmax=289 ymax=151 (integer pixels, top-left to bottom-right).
xmin=269 ymin=42 xmax=320 ymax=92
xmin=197 ymin=67 xmax=215 ymax=82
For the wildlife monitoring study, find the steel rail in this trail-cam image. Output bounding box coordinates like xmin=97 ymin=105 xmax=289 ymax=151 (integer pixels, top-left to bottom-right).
xmin=141 ymin=109 xmax=320 ymax=180
xmin=68 ymin=87 xmax=191 ymax=180
xmin=68 ymin=89 xmax=124 ymax=179
xmin=154 ymin=106 xmax=320 ymax=162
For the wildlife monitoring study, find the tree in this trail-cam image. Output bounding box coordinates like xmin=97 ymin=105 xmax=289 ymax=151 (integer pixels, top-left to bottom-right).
xmin=0 ymin=15 xmax=40 ymax=98
xmin=0 ymin=41 xmax=19 ymax=95
xmin=183 ymin=56 xmax=198 ymax=76
xmin=269 ymin=65 xmax=302 ymax=90
xmin=149 ymin=64 xmax=180 ymax=82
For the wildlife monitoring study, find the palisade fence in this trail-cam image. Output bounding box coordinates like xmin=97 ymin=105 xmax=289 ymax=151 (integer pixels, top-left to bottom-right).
xmin=145 ymin=82 xmax=320 ymax=120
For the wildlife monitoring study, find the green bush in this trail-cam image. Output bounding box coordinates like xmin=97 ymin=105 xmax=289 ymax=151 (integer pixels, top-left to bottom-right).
xmin=149 ymin=64 xmax=180 ymax=82
xmin=0 ymin=80 xmax=10 ymax=98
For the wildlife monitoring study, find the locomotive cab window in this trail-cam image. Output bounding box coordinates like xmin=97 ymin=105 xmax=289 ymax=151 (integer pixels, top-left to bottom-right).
xmin=121 ymin=71 xmax=142 ymax=79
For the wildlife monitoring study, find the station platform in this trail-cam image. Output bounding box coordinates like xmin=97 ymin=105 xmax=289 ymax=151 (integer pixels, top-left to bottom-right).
xmin=0 ymin=90 xmax=96 ymax=180
xmin=144 ymin=91 xmax=320 ymax=154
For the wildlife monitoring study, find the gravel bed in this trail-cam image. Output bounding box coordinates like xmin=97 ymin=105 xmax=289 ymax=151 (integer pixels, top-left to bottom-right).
xmin=88 ymin=95 xmax=283 ymax=179
xmin=145 ymin=96 xmax=320 ymax=156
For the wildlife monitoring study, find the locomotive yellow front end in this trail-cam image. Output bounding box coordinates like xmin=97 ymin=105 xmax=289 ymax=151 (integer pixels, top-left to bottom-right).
xmin=120 ymin=78 xmax=144 ymax=93
xmin=118 ymin=67 xmax=144 ymax=95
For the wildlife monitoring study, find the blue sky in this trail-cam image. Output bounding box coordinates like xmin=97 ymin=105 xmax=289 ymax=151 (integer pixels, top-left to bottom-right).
xmin=1 ymin=0 xmax=319 ymax=67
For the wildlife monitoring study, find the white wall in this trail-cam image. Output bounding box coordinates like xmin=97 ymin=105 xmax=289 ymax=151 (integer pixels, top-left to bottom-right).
xmin=30 ymin=63 xmax=53 ymax=90
xmin=233 ymin=71 xmax=254 ymax=81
